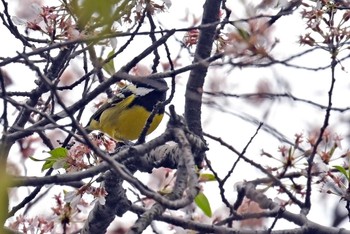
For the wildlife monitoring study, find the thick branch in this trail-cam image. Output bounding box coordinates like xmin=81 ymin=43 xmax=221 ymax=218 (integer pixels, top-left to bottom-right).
xmin=184 ymin=0 xmax=221 ymax=138
xmin=81 ymin=171 xmax=131 ymax=234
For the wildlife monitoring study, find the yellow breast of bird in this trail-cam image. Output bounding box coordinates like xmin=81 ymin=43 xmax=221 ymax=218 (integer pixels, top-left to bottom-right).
xmin=98 ymin=95 xmax=164 ymax=141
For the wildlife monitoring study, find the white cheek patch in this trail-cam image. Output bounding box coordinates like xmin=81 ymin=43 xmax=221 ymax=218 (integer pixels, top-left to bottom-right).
xmin=124 ymin=83 xmax=154 ymax=96
xmin=134 ymin=87 xmax=154 ymax=96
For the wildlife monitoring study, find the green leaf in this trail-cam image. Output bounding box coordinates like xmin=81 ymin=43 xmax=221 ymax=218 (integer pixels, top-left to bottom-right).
xmin=49 ymin=147 xmax=68 ymax=158
xmin=199 ymin=173 xmax=216 ymax=182
xmin=194 ymin=192 xmax=212 ymax=217
xmin=333 ymin=165 xmax=349 ymax=181
xmin=77 ymin=0 xmax=113 ymax=26
xmin=41 ymin=147 xmax=68 ymax=171
xmin=102 ymin=50 xmax=116 ymax=76
xmin=41 ymin=161 xmax=53 ymax=172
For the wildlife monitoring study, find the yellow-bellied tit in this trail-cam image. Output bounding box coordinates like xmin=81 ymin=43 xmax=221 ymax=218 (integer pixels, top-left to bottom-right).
xmin=85 ymin=79 xmax=168 ymax=141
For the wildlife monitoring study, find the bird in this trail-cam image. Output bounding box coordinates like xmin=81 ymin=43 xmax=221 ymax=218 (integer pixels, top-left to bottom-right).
xmin=85 ymin=79 xmax=167 ymax=141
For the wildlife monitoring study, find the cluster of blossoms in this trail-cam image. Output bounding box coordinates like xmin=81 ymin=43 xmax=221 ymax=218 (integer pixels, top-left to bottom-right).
xmin=9 ymin=188 xmax=106 ymax=233
xmin=13 ymin=3 xmax=80 ymax=40
xmin=12 ymin=0 xmax=173 ymax=42
xmin=261 ymin=129 xmax=350 ymax=201
xmin=9 ymin=193 xmax=87 ymax=233
xmin=10 ymin=133 xmax=113 ymax=233
xmin=299 ymin=0 xmax=350 ymax=56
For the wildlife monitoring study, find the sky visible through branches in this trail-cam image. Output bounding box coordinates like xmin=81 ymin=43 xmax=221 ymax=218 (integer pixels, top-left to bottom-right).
xmin=2 ymin=0 xmax=350 ymax=233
